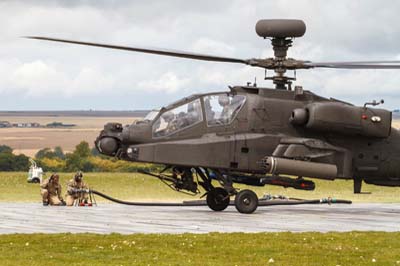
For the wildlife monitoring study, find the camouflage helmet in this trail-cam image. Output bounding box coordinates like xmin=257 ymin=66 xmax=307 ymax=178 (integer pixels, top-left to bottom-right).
xmin=50 ymin=173 xmax=59 ymax=181
xmin=74 ymin=171 xmax=83 ymax=182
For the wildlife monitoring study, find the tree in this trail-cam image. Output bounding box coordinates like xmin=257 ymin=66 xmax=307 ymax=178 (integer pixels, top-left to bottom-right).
xmin=0 ymin=145 xmax=12 ymax=154
xmin=91 ymin=147 xmax=100 ymax=156
xmin=65 ymin=153 xmax=78 ymax=171
xmin=0 ymin=152 xmax=29 ymax=171
xmin=40 ymin=157 xmax=66 ymax=172
xmin=53 ymin=146 xmax=65 ymax=159
xmin=13 ymin=154 xmax=29 ymax=171
xmin=36 ymin=147 xmax=65 ymax=160
xmin=0 ymin=153 xmax=14 ymax=170
xmin=65 ymin=153 xmax=94 ymax=172
xmin=74 ymin=141 xmax=91 ymax=158
xmin=65 ymin=142 xmax=91 ymax=171
xmin=35 ymin=148 xmax=54 ymax=159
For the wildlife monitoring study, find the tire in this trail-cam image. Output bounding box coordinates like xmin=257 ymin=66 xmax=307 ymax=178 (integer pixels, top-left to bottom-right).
xmin=206 ymin=187 xmax=230 ymax=211
xmin=234 ymin=189 xmax=258 ymax=214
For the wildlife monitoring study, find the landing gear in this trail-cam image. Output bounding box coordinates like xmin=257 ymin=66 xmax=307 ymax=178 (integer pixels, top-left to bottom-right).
xmin=140 ymin=167 xmax=261 ymax=213
xmin=354 ymin=178 xmax=362 ymax=194
xmin=234 ymin=189 xmax=259 ymax=214
xmin=206 ymin=187 xmax=230 ymax=211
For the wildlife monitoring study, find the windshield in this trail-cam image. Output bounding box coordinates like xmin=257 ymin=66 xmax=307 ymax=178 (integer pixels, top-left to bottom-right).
xmin=152 ymin=99 xmax=203 ymax=138
xmin=204 ymin=94 xmax=246 ymax=126
xmin=144 ymin=110 xmax=159 ymax=121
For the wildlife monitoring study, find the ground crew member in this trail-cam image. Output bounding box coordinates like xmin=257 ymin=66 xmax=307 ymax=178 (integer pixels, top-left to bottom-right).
xmin=40 ymin=173 xmax=66 ymax=206
xmin=65 ymin=171 xmax=89 ymax=206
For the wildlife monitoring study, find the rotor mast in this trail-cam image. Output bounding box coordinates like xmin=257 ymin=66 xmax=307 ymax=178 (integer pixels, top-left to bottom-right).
xmin=255 ymin=19 xmax=306 ymax=90
xmin=270 ymin=37 xmax=294 ymax=90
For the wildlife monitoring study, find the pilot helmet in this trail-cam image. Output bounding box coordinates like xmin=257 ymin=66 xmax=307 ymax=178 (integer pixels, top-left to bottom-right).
xmin=218 ymin=95 xmax=230 ymax=106
xmin=162 ymin=111 xmax=174 ymax=122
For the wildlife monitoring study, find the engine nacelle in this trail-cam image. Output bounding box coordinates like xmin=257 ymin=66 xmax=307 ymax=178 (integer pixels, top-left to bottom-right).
xmin=290 ymin=108 xmax=309 ymax=125
xmin=290 ymin=103 xmax=392 ymax=138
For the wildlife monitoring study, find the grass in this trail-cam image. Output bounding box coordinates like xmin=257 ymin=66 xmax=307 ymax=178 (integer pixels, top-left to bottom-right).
xmin=1 ymin=173 xmax=399 ymax=266
xmin=0 ymin=172 xmax=399 ymax=203
xmin=0 ymin=232 xmax=399 ymax=266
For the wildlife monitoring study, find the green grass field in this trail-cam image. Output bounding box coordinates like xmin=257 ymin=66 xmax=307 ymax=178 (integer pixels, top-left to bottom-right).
xmin=1 ymin=172 xmax=399 ymax=266
xmin=0 ymin=232 xmax=399 ymax=266
xmin=0 ymin=172 xmax=399 ymax=203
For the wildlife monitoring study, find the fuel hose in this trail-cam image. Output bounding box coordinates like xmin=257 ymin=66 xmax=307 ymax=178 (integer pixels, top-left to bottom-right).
xmin=89 ymin=189 xmax=352 ymax=207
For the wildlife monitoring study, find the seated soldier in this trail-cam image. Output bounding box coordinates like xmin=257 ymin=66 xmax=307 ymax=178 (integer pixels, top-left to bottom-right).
xmin=65 ymin=171 xmax=89 ymax=206
xmin=40 ymin=173 xmax=66 ymax=206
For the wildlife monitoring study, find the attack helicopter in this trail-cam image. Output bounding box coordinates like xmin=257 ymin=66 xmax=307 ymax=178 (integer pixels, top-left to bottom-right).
xmin=28 ymin=19 xmax=400 ymax=213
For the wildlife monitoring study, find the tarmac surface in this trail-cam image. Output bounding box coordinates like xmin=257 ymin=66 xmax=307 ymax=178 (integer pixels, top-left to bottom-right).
xmin=0 ymin=203 xmax=399 ymax=234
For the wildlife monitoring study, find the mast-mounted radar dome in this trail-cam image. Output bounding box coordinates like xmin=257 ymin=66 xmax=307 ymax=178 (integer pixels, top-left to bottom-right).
xmin=255 ymin=19 xmax=306 ymax=38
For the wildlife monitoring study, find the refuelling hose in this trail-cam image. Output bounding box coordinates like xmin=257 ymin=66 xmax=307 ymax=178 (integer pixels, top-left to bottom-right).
xmin=90 ymin=189 xmax=205 ymax=206
xmin=89 ymin=189 xmax=352 ymax=207
xmin=258 ymin=198 xmax=352 ymax=206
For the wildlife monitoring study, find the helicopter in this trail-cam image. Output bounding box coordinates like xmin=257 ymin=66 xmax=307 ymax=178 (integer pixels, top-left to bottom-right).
xmin=27 ymin=19 xmax=400 ymax=213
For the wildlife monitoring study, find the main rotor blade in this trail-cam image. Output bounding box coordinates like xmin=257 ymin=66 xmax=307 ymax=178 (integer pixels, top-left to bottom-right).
xmin=305 ymin=60 xmax=400 ymax=69
xmin=25 ymin=36 xmax=249 ymax=64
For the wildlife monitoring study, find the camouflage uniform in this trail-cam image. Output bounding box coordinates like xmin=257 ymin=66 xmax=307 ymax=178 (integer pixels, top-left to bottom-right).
xmin=65 ymin=172 xmax=89 ymax=206
xmin=40 ymin=174 xmax=65 ymax=206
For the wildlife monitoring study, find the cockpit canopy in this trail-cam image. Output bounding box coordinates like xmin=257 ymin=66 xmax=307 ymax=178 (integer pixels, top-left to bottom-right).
xmin=152 ymin=93 xmax=246 ymax=138
xmin=143 ymin=110 xmax=159 ymax=121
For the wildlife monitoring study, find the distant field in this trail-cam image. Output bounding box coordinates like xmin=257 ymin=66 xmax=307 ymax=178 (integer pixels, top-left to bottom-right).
xmin=0 ymin=110 xmax=148 ymax=117
xmin=0 ymin=116 xmax=138 ymax=156
xmin=392 ymin=120 xmax=400 ymax=128
xmin=1 ymin=172 xmax=399 ymax=203
xmin=0 ymin=116 xmax=137 ymax=128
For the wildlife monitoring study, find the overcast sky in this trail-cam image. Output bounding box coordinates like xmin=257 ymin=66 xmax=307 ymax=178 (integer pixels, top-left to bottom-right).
xmin=1 ymin=0 xmax=400 ymax=110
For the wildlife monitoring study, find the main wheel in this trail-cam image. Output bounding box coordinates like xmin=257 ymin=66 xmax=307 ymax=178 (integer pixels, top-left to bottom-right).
xmin=234 ymin=189 xmax=258 ymax=214
xmin=206 ymin=187 xmax=230 ymax=211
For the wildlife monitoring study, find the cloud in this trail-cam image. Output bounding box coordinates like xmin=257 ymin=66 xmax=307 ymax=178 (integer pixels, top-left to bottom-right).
xmin=11 ymin=60 xmax=68 ymax=96
xmin=137 ymin=72 xmax=190 ymax=94
xmin=1 ymin=0 xmax=400 ymax=110
xmin=191 ymin=38 xmax=235 ymax=56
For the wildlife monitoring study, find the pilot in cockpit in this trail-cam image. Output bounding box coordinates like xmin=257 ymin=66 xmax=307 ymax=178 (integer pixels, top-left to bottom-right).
xmin=218 ymin=95 xmax=231 ymax=123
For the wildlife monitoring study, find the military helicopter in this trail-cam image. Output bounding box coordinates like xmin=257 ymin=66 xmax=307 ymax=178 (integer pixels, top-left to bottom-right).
xmin=28 ymin=19 xmax=400 ymax=213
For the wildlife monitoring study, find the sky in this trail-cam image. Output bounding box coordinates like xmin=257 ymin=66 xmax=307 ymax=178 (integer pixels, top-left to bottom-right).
xmin=1 ymin=0 xmax=400 ymax=110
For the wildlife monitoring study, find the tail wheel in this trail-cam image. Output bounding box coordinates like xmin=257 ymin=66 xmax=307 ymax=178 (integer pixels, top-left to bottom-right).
xmin=206 ymin=187 xmax=230 ymax=211
xmin=234 ymin=189 xmax=258 ymax=214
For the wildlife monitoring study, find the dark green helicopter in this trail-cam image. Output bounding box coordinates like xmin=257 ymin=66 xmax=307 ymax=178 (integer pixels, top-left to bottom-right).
xmin=28 ymin=19 xmax=400 ymax=213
